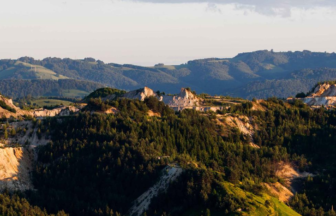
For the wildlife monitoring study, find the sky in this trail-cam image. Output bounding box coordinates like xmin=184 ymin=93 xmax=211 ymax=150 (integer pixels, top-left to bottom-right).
xmin=0 ymin=0 xmax=336 ymax=66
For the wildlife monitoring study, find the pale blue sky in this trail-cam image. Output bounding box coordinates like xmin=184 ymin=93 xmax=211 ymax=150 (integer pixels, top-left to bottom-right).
xmin=1 ymin=0 xmax=335 ymax=65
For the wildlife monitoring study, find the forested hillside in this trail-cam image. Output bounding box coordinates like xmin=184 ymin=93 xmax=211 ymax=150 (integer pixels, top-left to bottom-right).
xmin=26 ymin=98 xmax=295 ymax=216
xmin=233 ymin=68 xmax=336 ymax=98
xmin=2 ymin=50 xmax=336 ymax=99
xmin=0 ymin=95 xmax=328 ymax=216
xmin=0 ymin=79 xmax=103 ymax=99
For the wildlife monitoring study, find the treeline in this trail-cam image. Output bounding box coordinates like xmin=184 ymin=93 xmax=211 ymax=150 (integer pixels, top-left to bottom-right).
xmin=0 ymin=192 xmax=68 ymax=216
xmin=84 ymin=88 xmax=126 ymax=102
xmin=0 ymin=79 xmax=103 ymax=99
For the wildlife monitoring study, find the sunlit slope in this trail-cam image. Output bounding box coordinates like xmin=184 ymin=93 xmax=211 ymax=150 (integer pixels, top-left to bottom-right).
xmin=16 ymin=61 xmax=68 ymax=80
xmin=0 ymin=61 xmax=68 ymax=80
xmin=181 ymin=181 xmax=300 ymax=216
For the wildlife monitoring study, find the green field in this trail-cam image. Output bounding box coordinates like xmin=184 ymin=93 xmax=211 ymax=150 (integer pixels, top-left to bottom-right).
xmin=0 ymin=60 xmax=69 ymax=80
xmin=30 ymin=99 xmax=73 ymax=107
xmin=11 ymin=61 xmax=69 ymax=80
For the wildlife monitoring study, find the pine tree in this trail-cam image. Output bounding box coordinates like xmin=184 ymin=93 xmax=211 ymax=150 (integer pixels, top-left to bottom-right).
xmin=205 ymin=209 xmax=211 ymax=216
xmin=4 ymin=129 xmax=8 ymax=139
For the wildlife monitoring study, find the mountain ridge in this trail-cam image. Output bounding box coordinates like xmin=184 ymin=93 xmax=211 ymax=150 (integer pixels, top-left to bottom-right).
xmin=2 ymin=50 xmax=336 ymax=99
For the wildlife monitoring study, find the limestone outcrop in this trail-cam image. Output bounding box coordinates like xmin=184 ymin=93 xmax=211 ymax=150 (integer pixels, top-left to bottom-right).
xmin=129 ymin=165 xmax=183 ymax=216
xmin=0 ymin=94 xmax=79 ymax=118
xmin=120 ymin=87 xmax=200 ymax=110
xmin=122 ymin=87 xmax=157 ymax=101
xmin=302 ymin=83 xmax=336 ymax=107
xmin=32 ymin=106 xmax=79 ymax=117
xmin=0 ymin=146 xmax=33 ymax=191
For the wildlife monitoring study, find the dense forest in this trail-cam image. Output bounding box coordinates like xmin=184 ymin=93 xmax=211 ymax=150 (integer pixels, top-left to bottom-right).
xmin=2 ymin=50 xmax=336 ymax=98
xmin=0 ymin=95 xmax=325 ymax=215
xmin=234 ymin=68 xmax=336 ymax=99
xmin=0 ymin=79 xmax=103 ymax=99
xmin=0 ymin=192 xmax=67 ymax=216
xmin=3 ymin=82 xmax=336 ymax=215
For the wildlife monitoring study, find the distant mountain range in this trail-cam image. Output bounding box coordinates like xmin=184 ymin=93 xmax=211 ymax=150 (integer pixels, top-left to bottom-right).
xmin=2 ymin=50 xmax=336 ymax=98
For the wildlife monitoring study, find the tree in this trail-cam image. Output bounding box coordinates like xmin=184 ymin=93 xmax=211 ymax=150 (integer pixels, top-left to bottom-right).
xmin=265 ymin=200 xmax=272 ymax=208
xmin=10 ymin=128 xmax=16 ymax=136
xmin=4 ymin=129 xmax=8 ymax=139
xmin=296 ymin=92 xmax=306 ymax=98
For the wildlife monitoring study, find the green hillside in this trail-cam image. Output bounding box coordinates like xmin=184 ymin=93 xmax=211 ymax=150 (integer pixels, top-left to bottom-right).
xmin=4 ymin=90 xmax=336 ymax=215
xmin=29 ymin=98 xmax=73 ymax=107
xmin=2 ymin=50 xmax=336 ymax=99
xmin=14 ymin=61 xmax=69 ymax=80
xmin=27 ymin=97 xmax=304 ymax=216
xmin=83 ymin=87 xmax=126 ymax=101
xmin=0 ymin=60 xmax=69 ymax=80
xmin=0 ymin=79 xmax=103 ymax=99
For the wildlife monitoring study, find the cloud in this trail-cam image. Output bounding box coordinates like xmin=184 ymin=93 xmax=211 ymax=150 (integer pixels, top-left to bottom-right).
xmin=206 ymin=3 xmax=221 ymax=13
xmin=126 ymin=0 xmax=336 ymax=16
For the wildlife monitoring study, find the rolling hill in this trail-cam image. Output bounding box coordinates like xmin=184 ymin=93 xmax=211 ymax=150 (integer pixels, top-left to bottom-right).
xmin=0 ymin=79 xmax=104 ymax=99
xmin=2 ymin=50 xmax=336 ymax=99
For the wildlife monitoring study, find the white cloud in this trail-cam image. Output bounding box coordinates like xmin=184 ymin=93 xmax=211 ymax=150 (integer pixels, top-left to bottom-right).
xmin=206 ymin=3 xmax=221 ymax=13
xmin=127 ymin=0 xmax=336 ymax=16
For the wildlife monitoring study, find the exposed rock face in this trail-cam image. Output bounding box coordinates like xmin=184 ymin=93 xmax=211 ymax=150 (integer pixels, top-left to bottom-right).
xmin=0 ymin=95 xmax=15 ymax=108
xmin=129 ymin=165 xmax=183 ymax=216
xmin=303 ymin=83 xmax=336 ymax=107
xmin=91 ymin=107 xmax=119 ymax=115
xmin=160 ymin=88 xmax=200 ymax=108
xmin=219 ymin=114 xmax=259 ymax=148
xmin=32 ymin=106 xmax=79 ymax=117
xmin=122 ymin=87 xmax=200 ymax=110
xmin=0 ymin=94 xmax=79 ymax=118
xmin=0 ymin=95 xmax=31 ymax=118
xmin=8 ymin=121 xmax=50 ymax=148
xmin=123 ymin=87 xmax=157 ymax=101
xmin=275 ymin=162 xmax=313 ymax=192
xmin=0 ymin=146 xmax=33 ymax=191
xmin=263 ymin=182 xmax=293 ymax=203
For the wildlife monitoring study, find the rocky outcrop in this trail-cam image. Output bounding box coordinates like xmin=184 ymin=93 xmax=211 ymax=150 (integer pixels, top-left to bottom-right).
xmin=8 ymin=121 xmax=50 ymax=148
xmin=0 ymin=146 xmax=33 ymax=191
xmin=303 ymin=97 xmax=336 ymax=107
xmin=263 ymin=182 xmax=293 ymax=203
xmin=32 ymin=106 xmax=79 ymax=117
xmin=220 ymin=114 xmax=259 ymax=148
xmin=129 ymin=165 xmax=183 ymax=216
xmin=0 ymin=95 xmax=32 ymax=118
xmin=0 ymin=120 xmax=52 ymax=192
xmin=91 ymin=107 xmax=119 ymax=115
xmin=0 ymin=94 xmax=79 ymax=119
xmin=160 ymin=88 xmax=200 ymax=108
xmin=122 ymin=87 xmax=157 ymax=101
xmin=303 ymin=83 xmax=336 ymax=107
xmin=275 ymin=162 xmax=313 ymax=192
xmin=121 ymin=87 xmax=200 ymax=110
